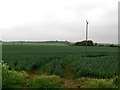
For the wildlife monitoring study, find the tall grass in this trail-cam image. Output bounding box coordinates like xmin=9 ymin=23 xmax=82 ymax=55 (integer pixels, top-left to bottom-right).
xmin=2 ymin=62 xmax=61 ymax=88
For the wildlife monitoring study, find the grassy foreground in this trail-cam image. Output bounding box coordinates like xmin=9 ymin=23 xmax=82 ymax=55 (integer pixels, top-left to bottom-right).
xmin=1 ymin=62 xmax=119 ymax=88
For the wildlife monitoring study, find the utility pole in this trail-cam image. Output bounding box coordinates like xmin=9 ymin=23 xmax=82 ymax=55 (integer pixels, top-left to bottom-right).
xmin=86 ymin=20 xmax=88 ymax=54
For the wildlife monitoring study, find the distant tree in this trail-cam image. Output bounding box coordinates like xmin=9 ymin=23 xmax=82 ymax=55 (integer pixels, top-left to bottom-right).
xmin=109 ymin=44 xmax=118 ymax=47
xmin=94 ymin=43 xmax=97 ymax=46
xmin=73 ymin=40 xmax=94 ymax=46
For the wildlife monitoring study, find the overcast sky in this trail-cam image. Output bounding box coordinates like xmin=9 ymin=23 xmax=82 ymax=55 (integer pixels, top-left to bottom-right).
xmin=0 ymin=0 xmax=119 ymax=44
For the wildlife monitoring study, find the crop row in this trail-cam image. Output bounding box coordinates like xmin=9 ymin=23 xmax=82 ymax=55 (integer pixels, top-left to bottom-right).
xmin=3 ymin=54 xmax=118 ymax=79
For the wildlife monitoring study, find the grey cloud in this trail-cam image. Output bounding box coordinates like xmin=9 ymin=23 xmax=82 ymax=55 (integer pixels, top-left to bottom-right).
xmin=2 ymin=0 xmax=118 ymax=44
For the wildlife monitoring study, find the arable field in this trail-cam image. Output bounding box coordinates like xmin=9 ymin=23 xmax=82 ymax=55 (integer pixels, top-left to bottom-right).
xmin=2 ymin=42 xmax=119 ymax=88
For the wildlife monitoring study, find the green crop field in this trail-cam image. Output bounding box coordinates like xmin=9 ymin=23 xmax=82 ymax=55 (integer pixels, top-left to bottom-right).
xmin=2 ymin=42 xmax=119 ymax=88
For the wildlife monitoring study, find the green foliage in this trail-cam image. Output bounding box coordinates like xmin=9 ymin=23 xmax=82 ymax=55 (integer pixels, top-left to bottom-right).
xmin=2 ymin=61 xmax=118 ymax=88
xmin=86 ymin=79 xmax=117 ymax=88
xmin=2 ymin=62 xmax=61 ymax=88
xmin=113 ymin=76 xmax=120 ymax=87
xmin=2 ymin=62 xmax=27 ymax=88
xmin=78 ymin=77 xmax=117 ymax=88
xmin=27 ymin=75 xmax=60 ymax=88
xmin=69 ymin=56 xmax=118 ymax=78
xmin=2 ymin=43 xmax=118 ymax=79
